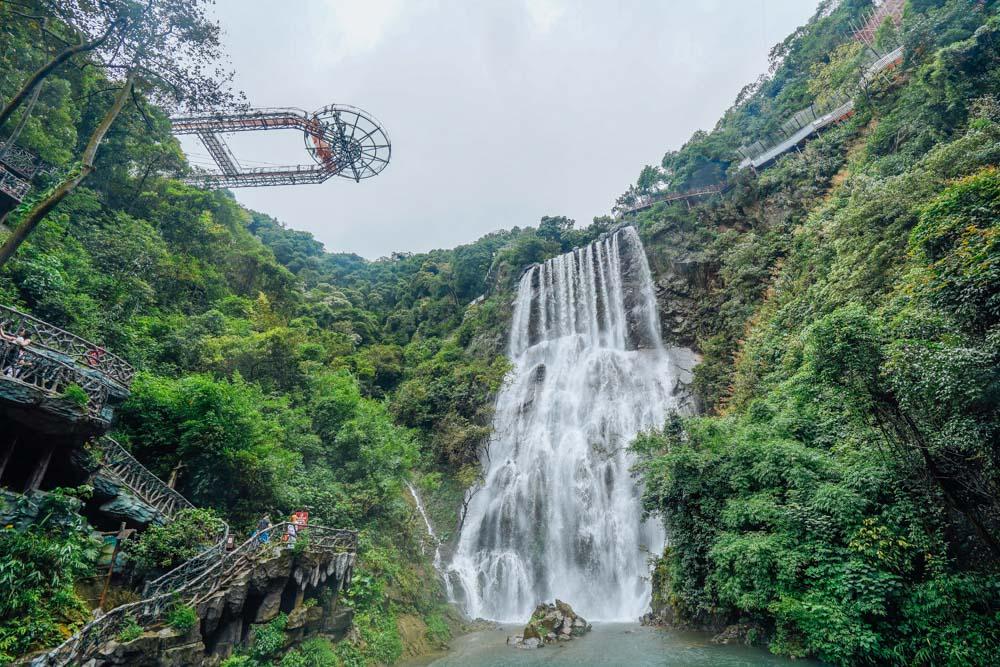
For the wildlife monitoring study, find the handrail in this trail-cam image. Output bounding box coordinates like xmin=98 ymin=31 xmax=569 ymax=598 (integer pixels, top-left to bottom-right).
xmin=28 ymin=433 xmax=357 ymax=666
xmin=617 ymin=184 xmax=726 ymax=217
xmin=737 ymin=46 xmax=905 ymax=171
xmin=0 ymin=305 xmax=134 ymax=387
xmin=98 ymin=438 xmax=194 ymax=521
xmin=32 ymin=522 xmax=357 ymax=666
xmin=0 ymin=140 xmax=43 ymax=179
xmin=0 ymin=164 xmax=31 ymax=201
xmin=0 ymin=339 xmax=111 ymax=422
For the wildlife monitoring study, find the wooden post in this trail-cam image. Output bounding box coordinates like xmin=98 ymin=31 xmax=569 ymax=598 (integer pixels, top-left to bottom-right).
xmin=98 ymin=523 xmax=128 ymax=610
xmin=24 ymin=443 xmax=53 ymax=492
xmin=167 ymin=460 xmax=185 ymax=489
xmin=0 ymin=437 xmax=14 ymax=483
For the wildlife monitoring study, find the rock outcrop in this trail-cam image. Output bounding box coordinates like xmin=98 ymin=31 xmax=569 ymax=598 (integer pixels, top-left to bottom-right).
xmin=507 ymin=600 xmax=591 ymax=649
xmin=74 ymin=545 xmax=355 ymax=666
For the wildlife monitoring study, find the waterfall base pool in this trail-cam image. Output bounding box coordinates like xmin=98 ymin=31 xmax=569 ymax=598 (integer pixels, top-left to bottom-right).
xmin=403 ymin=624 xmax=820 ymax=667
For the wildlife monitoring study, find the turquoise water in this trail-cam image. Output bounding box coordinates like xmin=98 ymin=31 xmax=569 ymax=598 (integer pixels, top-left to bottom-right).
xmin=404 ymin=624 xmax=820 ymax=667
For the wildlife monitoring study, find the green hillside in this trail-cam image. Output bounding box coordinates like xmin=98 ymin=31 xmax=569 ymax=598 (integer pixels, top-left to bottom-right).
xmin=1 ymin=0 xmax=998 ymax=665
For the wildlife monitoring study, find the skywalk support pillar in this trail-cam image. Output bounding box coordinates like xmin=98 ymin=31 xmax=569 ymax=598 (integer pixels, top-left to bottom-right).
xmin=0 ymin=437 xmax=14 ymax=482
xmin=24 ymin=442 xmax=53 ymax=492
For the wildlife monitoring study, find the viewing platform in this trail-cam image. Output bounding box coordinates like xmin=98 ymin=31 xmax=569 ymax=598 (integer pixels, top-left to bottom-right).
xmin=0 ymin=304 xmax=133 ymax=436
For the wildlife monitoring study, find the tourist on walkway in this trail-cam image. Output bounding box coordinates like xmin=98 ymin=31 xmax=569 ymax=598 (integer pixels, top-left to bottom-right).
xmin=257 ymin=514 xmax=272 ymax=544
xmin=285 ymin=517 xmax=298 ymax=544
xmin=86 ymin=346 xmax=105 ymax=368
xmin=1 ymin=327 xmax=31 ymax=378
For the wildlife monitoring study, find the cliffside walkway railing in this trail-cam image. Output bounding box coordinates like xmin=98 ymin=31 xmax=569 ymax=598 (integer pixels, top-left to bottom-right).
xmin=737 ymin=46 xmax=904 ymax=171
xmin=617 ymin=184 xmax=727 ymax=217
xmin=30 ymin=437 xmax=358 ymax=666
xmin=99 ymin=438 xmax=193 ymax=520
xmin=0 ymin=339 xmax=113 ymax=422
xmin=0 ymin=140 xmax=46 ymax=203
xmin=32 ymin=522 xmax=357 ymax=666
xmin=0 ymin=305 xmax=135 ymax=387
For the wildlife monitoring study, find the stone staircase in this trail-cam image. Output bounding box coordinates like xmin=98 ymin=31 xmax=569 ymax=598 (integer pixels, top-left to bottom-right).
xmin=29 ymin=439 xmax=357 ymax=666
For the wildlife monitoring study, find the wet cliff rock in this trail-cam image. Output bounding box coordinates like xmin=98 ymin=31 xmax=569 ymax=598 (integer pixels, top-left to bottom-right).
xmin=637 ymin=223 xmax=717 ymax=351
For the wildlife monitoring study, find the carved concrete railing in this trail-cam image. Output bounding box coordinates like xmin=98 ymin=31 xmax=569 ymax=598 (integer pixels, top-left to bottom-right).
xmin=32 ymin=522 xmax=357 ymax=666
xmin=0 ymin=163 xmax=30 ymax=201
xmin=0 ymin=305 xmax=134 ymax=387
xmin=140 ymin=518 xmax=230 ymax=600
xmin=0 ymin=140 xmax=44 ymax=179
xmin=0 ymin=339 xmax=111 ymax=422
xmin=98 ymin=438 xmax=194 ymax=520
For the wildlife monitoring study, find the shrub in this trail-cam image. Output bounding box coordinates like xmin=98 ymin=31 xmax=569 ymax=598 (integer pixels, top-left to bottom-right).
xmin=249 ymin=613 xmax=287 ymax=662
xmin=279 ymin=638 xmax=337 ymax=667
xmin=0 ymin=492 xmax=98 ymax=662
xmin=116 ymin=619 xmax=143 ymax=643
xmin=166 ymin=604 xmax=197 ymax=633
xmin=125 ymin=508 xmax=225 ymax=577
xmin=219 ymin=656 xmax=253 ymax=667
xmin=424 ymin=612 xmax=450 ymax=645
xmin=60 ymin=383 xmax=90 ymax=408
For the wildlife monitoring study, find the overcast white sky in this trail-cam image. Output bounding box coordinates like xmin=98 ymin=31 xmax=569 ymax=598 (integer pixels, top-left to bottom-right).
xmin=188 ymin=0 xmax=820 ymax=259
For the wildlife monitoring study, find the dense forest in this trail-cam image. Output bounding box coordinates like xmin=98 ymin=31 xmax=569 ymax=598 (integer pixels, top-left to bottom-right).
xmin=1 ymin=0 xmax=998 ymax=665
xmin=626 ymin=0 xmax=1000 ymax=664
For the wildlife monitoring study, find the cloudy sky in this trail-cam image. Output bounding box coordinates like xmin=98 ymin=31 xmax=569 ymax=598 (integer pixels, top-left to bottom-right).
xmin=188 ymin=0 xmax=820 ymax=259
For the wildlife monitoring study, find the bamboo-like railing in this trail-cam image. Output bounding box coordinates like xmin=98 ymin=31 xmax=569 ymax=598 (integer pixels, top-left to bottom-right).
xmin=0 ymin=339 xmax=112 ymax=421
xmin=32 ymin=523 xmax=357 ymax=666
xmin=0 ymin=305 xmax=134 ymax=387
xmin=98 ymin=438 xmax=193 ymax=520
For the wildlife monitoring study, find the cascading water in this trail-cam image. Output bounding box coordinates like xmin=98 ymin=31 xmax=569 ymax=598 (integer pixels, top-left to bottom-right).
xmin=447 ymin=226 xmax=682 ymax=622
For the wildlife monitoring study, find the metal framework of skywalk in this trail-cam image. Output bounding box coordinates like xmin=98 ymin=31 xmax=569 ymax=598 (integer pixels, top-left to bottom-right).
xmin=171 ymin=104 xmax=391 ymax=189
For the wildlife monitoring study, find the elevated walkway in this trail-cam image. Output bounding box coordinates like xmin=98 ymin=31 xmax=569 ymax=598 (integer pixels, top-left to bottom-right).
xmin=0 ymin=305 xmax=134 ymax=387
xmin=30 ymin=437 xmax=358 ymax=666
xmin=0 ymin=305 xmax=134 ymax=432
xmin=618 ymin=184 xmax=726 ymax=217
xmin=737 ymin=46 xmax=904 ymax=171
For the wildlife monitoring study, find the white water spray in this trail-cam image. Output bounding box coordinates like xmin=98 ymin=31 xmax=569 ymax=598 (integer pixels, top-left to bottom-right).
xmin=447 ymin=227 xmax=680 ymax=622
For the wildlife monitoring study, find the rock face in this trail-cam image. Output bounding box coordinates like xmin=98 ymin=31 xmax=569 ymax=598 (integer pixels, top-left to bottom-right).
xmin=80 ymin=546 xmax=356 ymax=666
xmin=638 ymin=222 xmax=716 ymax=352
xmin=91 ymin=473 xmax=166 ymax=526
xmin=507 ymin=600 xmax=591 ymax=649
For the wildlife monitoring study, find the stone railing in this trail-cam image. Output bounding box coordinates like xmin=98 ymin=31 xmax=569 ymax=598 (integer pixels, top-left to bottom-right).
xmin=25 ymin=420 xmax=357 ymax=666
xmin=98 ymin=438 xmax=193 ymax=520
xmin=0 ymin=140 xmax=44 ymax=179
xmin=0 ymin=163 xmax=31 ymax=201
xmin=0 ymin=305 xmax=134 ymax=387
xmin=32 ymin=522 xmax=357 ymax=666
xmin=0 ymin=339 xmax=112 ymax=422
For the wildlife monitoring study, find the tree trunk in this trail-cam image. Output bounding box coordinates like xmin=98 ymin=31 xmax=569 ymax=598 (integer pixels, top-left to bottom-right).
xmin=0 ymin=72 xmax=135 ymax=269
xmin=0 ymin=23 xmax=118 ymax=129
xmin=0 ymin=81 xmax=43 ymax=162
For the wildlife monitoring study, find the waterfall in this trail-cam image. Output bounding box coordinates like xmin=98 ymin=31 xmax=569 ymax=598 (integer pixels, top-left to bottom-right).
xmin=447 ymin=226 xmax=680 ymax=622
xmin=406 ymin=481 xmax=446 ymax=577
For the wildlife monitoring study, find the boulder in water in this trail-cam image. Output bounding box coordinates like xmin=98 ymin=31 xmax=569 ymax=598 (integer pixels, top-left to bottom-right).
xmin=507 ymin=600 xmax=591 ymax=648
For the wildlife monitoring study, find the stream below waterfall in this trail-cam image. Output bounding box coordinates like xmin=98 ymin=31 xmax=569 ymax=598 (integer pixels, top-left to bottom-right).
xmin=402 ymin=625 xmax=821 ymax=667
